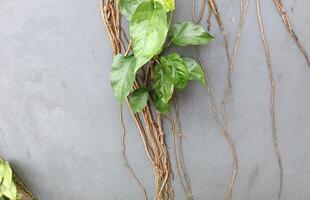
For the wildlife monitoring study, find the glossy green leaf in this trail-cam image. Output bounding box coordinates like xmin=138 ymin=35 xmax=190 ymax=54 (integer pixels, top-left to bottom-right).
xmin=161 ymin=53 xmax=189 ymax=89
xmin=110 ymin=54 xmax=136 ymax=104
xmin=169 ymin=21 xmax=214 ymax=46
xmin=119 ymin=0 xmax=149 ymax=20
xmin=183 ymin=57 xmax=205 ymax=84
xmin=154 ymin=63 xmax=174 ymax=104
xmin=154 ymin=0 xmax=175 ymax=11
xmin=129 ymin=87 xmax=149 ymax=113
xmin=0 ymin=161 xmax=4 ymax=182
xmin=3 ymin=182 xmax=17 ymax=200
xmin=2 ymin=162 xmax=12 ymax=191
xmin=130 ymin=2 xmax=168 ymax=68
xmin=153 ymin=94 xmax=170 ymax=114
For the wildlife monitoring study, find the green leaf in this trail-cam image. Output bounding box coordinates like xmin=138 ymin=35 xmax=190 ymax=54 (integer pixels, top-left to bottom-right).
xmin=154 ymin=63 xmax=174 ymax=104
xmin=2 ymin=162 xmax=12 ymax=191
xmin=0 ymin=161 xmax=4 ymax=183
xmin=183 ymin=57 xmax=205 ymax=84
xmin=130 ymin=2 xmax=168 ymax=68
xmin=110 ymin=54 xmax=136 ymax=104
xmin=161 ymin=53 xmax=189 ymax=89
xmin=169 ymin=21 xmax=214 ymax=46
xmin=119 ymin=0 xmax=149 ymax=20
xmin=3 ymin=182 xmax=17 ymax=200
xmin=154 ymin=0 xmax=175 ymax=11
xmin=153 ymin=94 xmax=170 ymax=114
xmin=129 ymin=87 xmax=149 ymax=113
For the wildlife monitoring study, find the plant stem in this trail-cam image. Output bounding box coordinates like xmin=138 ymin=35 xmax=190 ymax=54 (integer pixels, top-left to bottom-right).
xmin=256 ymin=1 xmax=284 ymax=199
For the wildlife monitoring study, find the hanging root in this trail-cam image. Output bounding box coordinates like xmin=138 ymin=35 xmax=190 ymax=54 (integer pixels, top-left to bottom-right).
xmin=166 ymin=95 xmax=194 ymax=200
xmin=173 ymin=97 xmax=194 ymax=200
xmin=273 ymin=0 xmax=310 ymax=68
xmin=256 ymin=1 xmax=284 ymax=199
xmin=220 ymin=1 xmax=248 ymax=199
xmin=119 ymin=106 xmax=148 ymax=200
xmin=231 ymin=0 xmax=249 ymax=74
xmin=192 ymin=0 xmax=207 ymax=24
xmin=197 ymin=0 xmax=249 ymax=199
xmin=206 ymin=1 xmax=212 ymax=30
xmin=196 ymin=46 xmax=238 ymax=200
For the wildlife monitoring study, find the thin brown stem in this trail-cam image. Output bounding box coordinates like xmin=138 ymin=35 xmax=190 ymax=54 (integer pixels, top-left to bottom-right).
xmin=192 ymin=0 xmax=207 ymax=23
xmin=207 ymin=1 xmax=213 ymax=31
xmin=173 ymin=97 xmax=194 ymax=199
xmin=273 ymin=0 xmax=310 ymax=68
xmin=196 ymin=47 xmax=238 ymax=200
xmin=209 ymin=0 xmax=247 ymax=200
xmin=119 ymin=106 xmax=148 ymax=200
xmin=256 ymin=1 xmax=284 ymax=199
xmin=167 ymin=113 xmax=190 ymax=199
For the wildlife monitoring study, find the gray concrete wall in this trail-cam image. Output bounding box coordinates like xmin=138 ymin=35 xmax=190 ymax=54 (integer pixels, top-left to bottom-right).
xmin=0 ymin=0 xmax=309 ymax=199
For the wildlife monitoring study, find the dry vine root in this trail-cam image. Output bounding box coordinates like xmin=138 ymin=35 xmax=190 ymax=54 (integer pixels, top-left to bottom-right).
xmin=256 ymin=0 xmax=284 ymax=199
xmin=100 ymin=0 xmax=214 ymax=199
xmin=13 ymin=172 xmax=39 ymax=200
xmin=273 ymin=0 xmax=310 ymax=68
xmin=167 ymin=95 xmax=194 ymax=200
xmin=192 ymin=0 xmax=248 ymax=199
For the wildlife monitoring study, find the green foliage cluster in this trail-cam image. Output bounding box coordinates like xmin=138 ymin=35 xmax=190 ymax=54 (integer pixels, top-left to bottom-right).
xmin=0 ymin=160 xmax=21 ymax=200
xmin=110 ymin=0 xmax=214 ymax=114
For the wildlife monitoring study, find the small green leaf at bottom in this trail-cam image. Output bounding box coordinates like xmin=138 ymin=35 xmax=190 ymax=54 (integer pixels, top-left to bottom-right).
xmin=2 ymin=182 xmax=17 ymax=199
xmin=129 ymin=88 xmax=149 ymax=113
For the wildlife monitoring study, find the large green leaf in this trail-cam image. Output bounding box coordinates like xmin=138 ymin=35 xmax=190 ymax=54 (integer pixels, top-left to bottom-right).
xmin=154 ymin=0 xmax=175 ymax=11
xmin=2 ymin=162 xmax=12 ymax=191
xmin=169 ymin=21 xmax=214 ymax=46
xmin=130 ymin=2 xmax=168 ymax=68
xmin=129 ymin=87 xmax=149 ymax=113
xmin=153 ymin=94 xmax=170 ymax=114
xmin=119 ymin=0 xmax=149 ymax=20
xmin=0 ymin=161 xmax=4 ymax=182
xmin=161 ymin=53 xmax=189 ymax=89
xmin=2 ymin=182 xmax=17 ymax=200
xmin=183 ymin=57 xmax=205 ymax=84
xmin=154 ymin=63 xmax=174 ymax=104
xmin=110 ymin=54 xmax=136 ymax=104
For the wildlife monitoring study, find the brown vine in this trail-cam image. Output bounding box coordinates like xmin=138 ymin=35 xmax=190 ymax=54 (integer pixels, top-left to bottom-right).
xmin=166 ymin=95 xmax=194 ymax=200
xmin=273 ymin=0 xmax=310 ymax=68
xmin=12 ymin=171 xmax=39 ymax=200
xmin=204 ymin=3 xmax=238 ymax=198
xmin=256 ymin=0 xmax=284 ymax=199
xmin=192 ymin=0 xmax=248 ymax=199
xmin=119 ymin=106 xmax=148 ymax=200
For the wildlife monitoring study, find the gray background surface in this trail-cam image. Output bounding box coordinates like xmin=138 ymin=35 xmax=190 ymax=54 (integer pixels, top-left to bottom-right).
xmin=0 ymin=0 xmax=309 ymax=199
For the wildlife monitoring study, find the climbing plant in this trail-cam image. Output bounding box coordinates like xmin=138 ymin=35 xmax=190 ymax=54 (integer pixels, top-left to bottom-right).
xmin=101 ymin=0 xmax=213 ymax=199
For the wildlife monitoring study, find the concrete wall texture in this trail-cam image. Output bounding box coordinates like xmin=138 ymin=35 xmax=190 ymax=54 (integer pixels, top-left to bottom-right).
xmin=0 ymin=0 xmax=309 ymax=199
